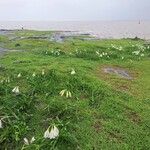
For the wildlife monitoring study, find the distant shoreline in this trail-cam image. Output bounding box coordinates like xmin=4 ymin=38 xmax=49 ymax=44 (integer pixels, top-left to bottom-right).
xmin=1 ymin=21 xmax=150 ymax=40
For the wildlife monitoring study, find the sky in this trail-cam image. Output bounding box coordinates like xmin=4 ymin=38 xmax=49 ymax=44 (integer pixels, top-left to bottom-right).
xmin=0 ymin=0 xmax=149 ymax=21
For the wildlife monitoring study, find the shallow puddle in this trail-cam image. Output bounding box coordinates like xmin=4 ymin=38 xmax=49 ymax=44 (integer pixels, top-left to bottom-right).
xmin=103 ymin=67 xmax=133 ymax=79
xmin=50 ymin=31 xmax=98 ymax=43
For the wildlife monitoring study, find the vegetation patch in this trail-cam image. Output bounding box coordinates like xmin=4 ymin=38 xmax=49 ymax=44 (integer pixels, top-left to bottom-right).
xmin=0 ymin=30 xmax=150 ymax=149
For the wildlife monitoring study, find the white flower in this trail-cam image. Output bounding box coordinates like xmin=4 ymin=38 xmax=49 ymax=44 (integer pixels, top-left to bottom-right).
xmin=42 ymin=69 xmax=45 ymax=75
xmin=32 ymin=72 xmax=36 ymax=77
xmin=118 ymin=46 xmax=123 ymax=51
xmin=49 ymin=126 xmax=59 ymax=139
xmin=24 ymin=137 xmax=35 ymax=145
xmin=30 ymin=137 xmax=35 ymax=143
xmin=59 ymin=89 xmax=66 ymax=97
xmin=66 ymin=91 xmax=72 ymax=98
xmin=12 ymin=86 xmax=20 ymax=94
xmin=71 ymin=69 xmax=76 ymax=75
xmin=96 ymin=51 xmax=99 ymax=55
xmin=44 ymin=128 xmax=50 ymax=138
xmin=1 ymin=80 xmax=3 ymax=83
xmin=132 ymin=51 xmax=140 ymax=55
xmin=141 ymin=53 xmax=144 ymax=57
xmin=24 ymin=138 xmax=29 ymax=145
xmin=45 ymin=93 xmax=49 ymax=96
xmin=0 ymin=119 xmax=3 ymax=128
xmin=60 ymin=89 xmax=72 ymax=98
xmin=17 ymin=73 xmax=21 ymax=78
xmin=121 ymin=56 xmax=124 ymax=60
xmin=99 ymin=54 xmax=103 ymax=57
xmin=68 ymin=91 xmax=72 ymax=98
xmin=66 ymin=91 xmax=69 ymax=98
xmin=44 ymin=126 xmax=59 ymax=139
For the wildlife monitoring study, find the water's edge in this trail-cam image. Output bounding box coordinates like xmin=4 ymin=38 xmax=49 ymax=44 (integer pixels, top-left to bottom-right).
xmin=0 ymin=21 xmax=150 ymax=39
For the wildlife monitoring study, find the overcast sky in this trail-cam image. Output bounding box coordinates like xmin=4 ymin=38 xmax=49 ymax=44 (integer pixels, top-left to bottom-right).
xmin=0 ymin=0 xmax=149 ymax=21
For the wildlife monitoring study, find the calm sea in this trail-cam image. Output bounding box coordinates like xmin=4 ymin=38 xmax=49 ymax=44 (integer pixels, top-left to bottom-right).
xmin=0 ymin=21 xmax=150 ymax=39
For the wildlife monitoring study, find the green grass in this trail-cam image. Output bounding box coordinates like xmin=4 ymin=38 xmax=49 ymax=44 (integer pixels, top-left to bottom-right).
xmin=0 ymin=30 xmax=150 ymax=150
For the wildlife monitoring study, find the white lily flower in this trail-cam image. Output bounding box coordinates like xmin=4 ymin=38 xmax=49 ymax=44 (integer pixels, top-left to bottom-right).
xmin=96 ymin=51 xmax=99 ymax=55
xmin=132 ymin=51 xmax=140 ymax=55
xmin=1 ymin=80 xmax=3 ymax=83
xmin=42 ymin=69 xmax=45 ymax=75
xmin=60 ymin=89 xmax=66 ymax=96
xmin=71 ymin=69 xmax=76 ymax=75
xmin=99 ymin=54 xmax=103 ymax=57
xmin=30 ymin=137 xmax=35 ymax=143
xmin=60 ymin=89 xmax=72 ymax=98
xmin=49 ymin=126 xmax=59 ymax=139
xmin=32 ymin=72 xmax=36 ymax=77
xmin=24 ymin=138 xmax=29 ymax=145
xmin=66 ymin=91 xmax=72 ymax=98
xmin=0 ymin=119 xmax=3 ymax=128
xmin=23 ymin=136 xmax=35 ymax=145
xmin=44 ymin=128 xmax=50 ymax=138
xmin=119 ymin=46 xmax=123 ymax=51
xmin=17 ymin=73 xmax=21 ymax=78
xmin=45 ymin=93 xmax=49 ymax=96
xmin=44 ymin=126 xmax=59 ymax=139
xmin=66 ymin=91 xmax=69 ymax=98
xmin=68 ymin=91 xmax=72 ymax=98
xmin=12 ymin=86 xmax=20 ymax=94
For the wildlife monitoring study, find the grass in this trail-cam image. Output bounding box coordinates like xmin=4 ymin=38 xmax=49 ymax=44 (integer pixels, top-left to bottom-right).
xmin=0 ymin=30 xmax=150 ymax=150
